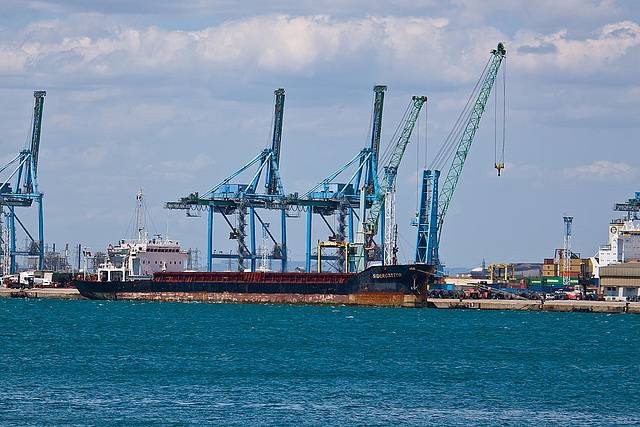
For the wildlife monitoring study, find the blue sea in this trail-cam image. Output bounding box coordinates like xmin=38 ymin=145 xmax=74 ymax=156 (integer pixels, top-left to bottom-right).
xmin=1 ymin=299 xmax=639 ymax=426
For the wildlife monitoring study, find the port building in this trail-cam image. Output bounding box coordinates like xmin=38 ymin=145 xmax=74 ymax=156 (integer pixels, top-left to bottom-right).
xmin=590 ymin=192 xmax=640 ymax=299
xmin=592 ymin=219 xmax=640 ymax=273
xmin=599 ymin=262 xmax=640 ymax=300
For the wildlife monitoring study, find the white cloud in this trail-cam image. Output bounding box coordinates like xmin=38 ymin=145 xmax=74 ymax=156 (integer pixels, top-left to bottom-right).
xmin=4 ymin=11 xmax=637 ymax=88
xmin=0 ymin=13 xmax=503 ymax=82
xmin=524 ymin=0 xmax=622 ymax=21
xmin=194 ymin=15 xmax=379 ymax=72
xmin=513 ymin=21 xmax=640 ymax=74
xmin=376 ymin=15 xmax=448 ymax=60
xmin=504 ymin=161 xmax=639 ymax=184
xmin=563 ymin=160 xmax=638 ymax=181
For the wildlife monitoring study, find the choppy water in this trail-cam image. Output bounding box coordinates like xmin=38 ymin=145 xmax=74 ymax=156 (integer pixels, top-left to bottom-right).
xmin=0 ymin=299 xmax=639 ymax=426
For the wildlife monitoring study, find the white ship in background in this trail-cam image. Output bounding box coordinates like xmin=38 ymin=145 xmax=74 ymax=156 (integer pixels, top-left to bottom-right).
xmin=98 ymin=189 xmax=188 ymax=282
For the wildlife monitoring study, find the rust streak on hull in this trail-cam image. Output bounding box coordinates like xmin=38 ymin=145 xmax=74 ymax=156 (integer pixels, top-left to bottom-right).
xmin=83 ymin=291 xmax=426 ymax=307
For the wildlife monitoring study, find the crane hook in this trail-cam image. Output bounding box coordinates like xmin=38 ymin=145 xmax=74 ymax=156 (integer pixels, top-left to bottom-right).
xmin=494 ymin=163 xmax=503 ymax=177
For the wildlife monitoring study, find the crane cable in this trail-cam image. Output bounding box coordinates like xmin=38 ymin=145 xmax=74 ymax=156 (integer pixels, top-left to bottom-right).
xmin=494 ymin=56 xmax=507 ymax=176
xmin=378 ymin=101 xmax=413 ymax=170
xmin=424 ymin=99 xmax=428 ymax=170
xmin=415 ymin=105 xmax=421 ymax=212
xmin=415 ymin=102 xmax=428 ymax=212
xmin=428 ymin=57 xmax=492 ymax=172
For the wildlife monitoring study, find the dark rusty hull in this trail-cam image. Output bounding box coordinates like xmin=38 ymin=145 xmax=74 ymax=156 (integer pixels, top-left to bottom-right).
xmin=73 ymin=264 xmax=436 ymax=307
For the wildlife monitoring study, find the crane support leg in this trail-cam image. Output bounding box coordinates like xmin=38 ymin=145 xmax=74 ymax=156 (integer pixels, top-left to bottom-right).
xmin=415 ymin=169 xmax=440 ymax=265
xmin=237 ymin=206 xmax=247 ymax=272
xmin=306 ymin=208 xmax=312 ymax=272
xmin=425 ymin=171 xmax=440 ymax=265
xmin=38 ymin=194 xmax=44 ymax=270
xmin=208 ymin=206 xmax=213 ymax=272
xmin=10 ymin=212 xmax=15 ymax=274
xmin=250 ymin=206 xmax=257 ymax=272
xmin=281 ymin=209 xmax=287 ymax=273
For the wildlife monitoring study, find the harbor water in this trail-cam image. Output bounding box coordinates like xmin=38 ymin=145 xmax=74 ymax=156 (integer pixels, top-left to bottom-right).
xmin=1 ymin=299 xmax=639 ymax=426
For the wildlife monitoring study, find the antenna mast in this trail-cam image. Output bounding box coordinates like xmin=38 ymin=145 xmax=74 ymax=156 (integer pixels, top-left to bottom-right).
xmin=563 ymin=216 xmax=573 ymax=289
xmin=136 ymin=188 xmax=145 ymax=242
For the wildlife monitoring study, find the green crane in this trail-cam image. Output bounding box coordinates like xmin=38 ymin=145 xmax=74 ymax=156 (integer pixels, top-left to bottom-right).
xmin=359 ymin=95 xmax=427 ymax=268
xmin=416 ymin=43 xmax=506 ymax=266
xmin=437 ymin=43 xmax=506 ymax=233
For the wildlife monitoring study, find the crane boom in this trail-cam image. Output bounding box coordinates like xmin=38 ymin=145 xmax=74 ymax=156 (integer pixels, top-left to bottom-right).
xmin=30 ymin=91 xmax=46 ymax=176
xmin=362 ymin=85 xmax=386 ymax=191
xmin=22 ymin=91 xmax=46 ymax=193
xmin=369 ymin=85 xmax=386 ymax=183
xmin=266 ymin=88 xmax=285 ymax=195
xmin=436 ymin=43 xmax=506 ymax=237
xmin=364 ymin=96 xmax=427 ymax=238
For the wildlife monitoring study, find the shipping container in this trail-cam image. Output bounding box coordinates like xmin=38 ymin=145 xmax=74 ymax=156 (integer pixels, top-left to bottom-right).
xmin=530 ymin=285 xmax=556 ymax=293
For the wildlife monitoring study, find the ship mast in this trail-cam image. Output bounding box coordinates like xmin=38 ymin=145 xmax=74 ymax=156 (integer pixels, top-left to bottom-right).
xmin=136 ymin=188 xmax=145 ymax=243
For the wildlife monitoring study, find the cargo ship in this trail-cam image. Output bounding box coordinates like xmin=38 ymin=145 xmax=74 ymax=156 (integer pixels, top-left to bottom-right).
xmin=73 ymin=263 xmax=436 ymax=307
xmin=73 ymin=190 xmax=436 ymax=306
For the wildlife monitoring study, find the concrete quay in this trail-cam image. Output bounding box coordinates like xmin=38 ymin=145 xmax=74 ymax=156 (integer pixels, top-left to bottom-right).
xmin=426 ymin=298 xmax=640 ymax=314
xmin=1 ymin=287 xmax=638 ymax=313
xmin=0 ymin=287 xmax=86 ymax=300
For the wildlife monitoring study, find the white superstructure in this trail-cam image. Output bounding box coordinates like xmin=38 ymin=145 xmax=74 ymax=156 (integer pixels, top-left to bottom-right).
xmin=592 ymin=219 xmax=640 ymax=278
xmin=97 ymin=189 xmax=188 ymax=282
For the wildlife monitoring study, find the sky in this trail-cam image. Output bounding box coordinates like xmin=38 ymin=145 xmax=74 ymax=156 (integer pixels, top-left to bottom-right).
xmin=0 ymin=0 xmax=639 ymax=271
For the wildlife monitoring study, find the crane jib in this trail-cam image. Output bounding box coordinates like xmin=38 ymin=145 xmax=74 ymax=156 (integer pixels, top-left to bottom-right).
xmin=436 ymin=43 xmax=506 ymax=237
xmin=364 ymin=95 xmax=427 ymax=237
xmin=415 ymin=43 xmax=506 ymax=266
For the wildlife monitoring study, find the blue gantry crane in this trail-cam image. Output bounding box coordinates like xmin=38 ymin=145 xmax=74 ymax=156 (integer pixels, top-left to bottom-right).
xmin=165 ymin=85 xmax=430 ymax=274
xmin=614 ymin=192 xmax=640 ymax=220
xmin=297 ymin=85 xmax=387 ymax=272
xmin=0 ymin=91 xmax=46 ymax=274
xmin=166 ymin=88 xmax=288 ymax=272
xmin=415 ymin=43 xmax=506 ymax=270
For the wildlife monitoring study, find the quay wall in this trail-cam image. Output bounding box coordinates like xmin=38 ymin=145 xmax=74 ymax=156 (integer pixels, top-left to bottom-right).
xmin=0 ymin=288 xmax=87 ymax=300
xmin=1 ymin=287 xmax=639 ymax=313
